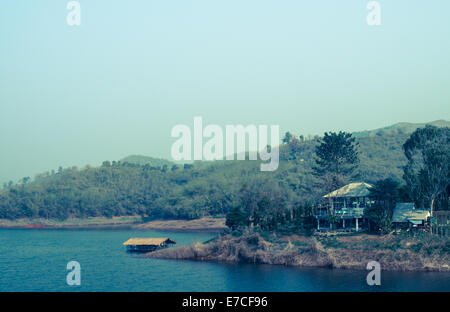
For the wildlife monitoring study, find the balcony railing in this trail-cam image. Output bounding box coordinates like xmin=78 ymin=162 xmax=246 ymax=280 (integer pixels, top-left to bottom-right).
xmin=335 ymin=208 xmax=365 ymax=217
xmin=315 ymin=207 xmax=365 ymax=217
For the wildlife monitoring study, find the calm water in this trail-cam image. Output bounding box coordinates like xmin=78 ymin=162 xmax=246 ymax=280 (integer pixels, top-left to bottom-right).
xmin=0 ymin=229 xmax=448 ymax=292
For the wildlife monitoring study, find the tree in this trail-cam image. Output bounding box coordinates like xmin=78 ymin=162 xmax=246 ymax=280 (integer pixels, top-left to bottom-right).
xmin=403 ymin=126 xmax=450 ymax=217
xmin=235 ymin=180 xmax=291 ymax=231
xmin=365 ymin=204 xmax=392 ymax=234
xmin=287 ymin=137 xmax=302 ymax=160
xmin=282 ymin=132 xmax=294 ymax=144
xmin=369 ymin=178 xmax=401 ymax=214
xmin=313 ymin=131 xmax=359 ymax=193
xmin=364 ymin=178 xmax=403 ymax=234
xmin=225 ymin=207 xmax=246 ymax=231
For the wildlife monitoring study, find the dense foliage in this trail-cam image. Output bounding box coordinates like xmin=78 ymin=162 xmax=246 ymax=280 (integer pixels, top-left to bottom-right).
xmin=0 ymin=128 xmax=448 ymax=222
xmin=312 ymin=131 xmax=359 ymax=193
xmin=403 ymin=126 xmax=450 ymax=212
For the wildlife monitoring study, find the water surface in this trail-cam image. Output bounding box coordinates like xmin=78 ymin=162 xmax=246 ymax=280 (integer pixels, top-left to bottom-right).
xmin=0 ymin=229 xmax=448 ymax=292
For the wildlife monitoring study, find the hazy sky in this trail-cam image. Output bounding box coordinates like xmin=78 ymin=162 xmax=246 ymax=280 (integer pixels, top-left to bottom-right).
xmin=1 ymin=1 xmax=449 ymax=184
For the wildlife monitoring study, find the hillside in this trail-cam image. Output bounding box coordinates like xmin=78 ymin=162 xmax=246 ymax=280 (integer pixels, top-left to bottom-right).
xmin=0 ymin=121 xmax=447 ymax=220
xmin=278 ymin=131 xmax=409 ymax=183
xmin=121 ymin=155 xmax=174 ymax=167
xmin=352 ymin=120 xmax=449 ymax=138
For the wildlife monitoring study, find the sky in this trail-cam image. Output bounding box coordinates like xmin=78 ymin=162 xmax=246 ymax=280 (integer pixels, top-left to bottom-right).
xmin=0 ymin=0 xmax=449 ymax=184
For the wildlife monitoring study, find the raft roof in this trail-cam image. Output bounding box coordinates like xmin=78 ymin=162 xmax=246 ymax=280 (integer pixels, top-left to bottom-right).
xmin=123 ymin=238 xmax=177 ymax=246
xmin=323 ymin=182 xmax=373 ymax=198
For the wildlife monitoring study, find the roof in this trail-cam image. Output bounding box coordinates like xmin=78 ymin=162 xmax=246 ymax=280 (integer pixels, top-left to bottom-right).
xmin=122 ymin=238 xmax=177 ymax=246
xmin=323 ymin=182 xmax=373 ymax=198
xmin=392 ymin=203 xmax=430 ymax=223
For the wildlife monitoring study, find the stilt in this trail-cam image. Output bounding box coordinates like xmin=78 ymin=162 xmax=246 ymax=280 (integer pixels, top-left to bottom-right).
xmin=355 ymin=218 xmax=359 ymax=232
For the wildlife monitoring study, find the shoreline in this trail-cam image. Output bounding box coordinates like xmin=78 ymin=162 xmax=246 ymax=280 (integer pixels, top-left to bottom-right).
xmin=145 ymin=232 xmax=450 ymax=272
xmin=2 ymin=217 xmax=448 ymax=272
xmin=0 ymin=216 xmax=227 ymax=232
xmin=133 ymin=217 xmax=227 ymax=232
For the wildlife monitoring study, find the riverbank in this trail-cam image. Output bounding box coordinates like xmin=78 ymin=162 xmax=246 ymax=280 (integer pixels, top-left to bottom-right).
xmin=0 ymin=216 xmax=226 ymax=231
xmin=0 ymin=216 xmax=141 ymax=229
xmin=145 ymin=231 xmax=450 ymax=272
xmin=134 ymin=217 xmax=226 ymax=232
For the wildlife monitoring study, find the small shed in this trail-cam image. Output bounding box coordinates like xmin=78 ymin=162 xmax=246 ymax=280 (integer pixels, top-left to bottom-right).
xmin=123 ymin=238 xmax=177 ymax=252
xmin=392 ymin=203 xmax=430 ymax=229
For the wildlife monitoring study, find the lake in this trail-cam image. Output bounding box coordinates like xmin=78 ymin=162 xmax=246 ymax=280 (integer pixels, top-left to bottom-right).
xmin=0 ymin=229 xmax=448 ymax=292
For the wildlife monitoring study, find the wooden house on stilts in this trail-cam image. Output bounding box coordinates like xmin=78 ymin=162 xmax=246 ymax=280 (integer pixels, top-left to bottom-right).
xmin=315 ymin=182 xmax=374 ymax=232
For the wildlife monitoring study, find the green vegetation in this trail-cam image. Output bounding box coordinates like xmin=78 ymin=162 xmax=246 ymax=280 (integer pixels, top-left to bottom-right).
xmin=313 ymin=131 xmax=359 ymax=193
xmin=403 ymin=126 xmax=450 ymax=214
xmin=365 ymin=178 xmax=406 ymax=233
xmin=352 ymin=119 xmax=449 ymax=138
xmin=0 ymin=124 xmax=448 ymax=227
xmin=120 ymin=155 xmax=175 ymax=167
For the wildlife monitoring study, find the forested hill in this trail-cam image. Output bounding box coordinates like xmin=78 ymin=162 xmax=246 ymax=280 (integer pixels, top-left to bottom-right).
xmin=352 ymin=120 xmax=449 ymax=138
xmin=0 ymin=123 xmax=445 ymax=220
xmin=121 ymin=155 xmax=174 ymax=167
xmin=280 ymin=131 xmax=410 ymax=183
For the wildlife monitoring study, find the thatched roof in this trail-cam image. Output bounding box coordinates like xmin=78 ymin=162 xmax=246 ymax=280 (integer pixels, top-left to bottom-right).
xmin=123 ymin=238 xmax=177 ymax=246
xmin=392 ymin=203 xmax=430 ymax=223
xmin=323 ymin=182 xmax=373 ymax=198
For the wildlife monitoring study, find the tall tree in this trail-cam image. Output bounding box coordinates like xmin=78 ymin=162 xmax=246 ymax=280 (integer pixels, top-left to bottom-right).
xmin=403 ymin=126 xmax=450 ymax=219
xmin=369 ymin=178 xmax=401 ymax=214
xmin=313 ymin=131 xmax=360 ymax=193
xmin=282 ymin=132 xmax=294 ymax=144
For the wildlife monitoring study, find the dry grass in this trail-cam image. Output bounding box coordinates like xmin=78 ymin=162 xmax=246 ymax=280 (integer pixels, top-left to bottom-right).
xmin=147 ymin=231 xmax=450 ymax=272
xmin=0 ymin=216 xmax=226 ymax=231
xmin=0 ymin=216 xmax=142 ymax=228
xmin=135 ymin=217 xmax=227 ymax=232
